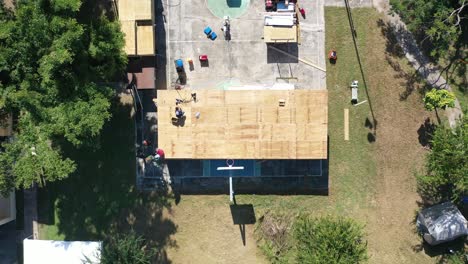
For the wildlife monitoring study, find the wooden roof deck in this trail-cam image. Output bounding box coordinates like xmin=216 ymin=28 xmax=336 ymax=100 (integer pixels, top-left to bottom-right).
xmin=156 ymin=90 xmax=328 ymax=159
xmin=118 ymin=0 xmax=153 ymax=56
xmin=264 ymin=25 xmax=298 ymax=43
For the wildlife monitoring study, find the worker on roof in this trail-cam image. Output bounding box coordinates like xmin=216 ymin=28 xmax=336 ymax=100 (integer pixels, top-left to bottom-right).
xmin=175 ymin=106 xmax=185 ymax=118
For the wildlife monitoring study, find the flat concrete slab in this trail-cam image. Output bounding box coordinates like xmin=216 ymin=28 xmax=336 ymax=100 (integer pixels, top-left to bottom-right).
xmin=166 ymin=0 xmax=326 ymax=90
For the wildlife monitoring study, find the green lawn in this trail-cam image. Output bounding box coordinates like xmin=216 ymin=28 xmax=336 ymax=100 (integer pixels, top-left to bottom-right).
xmin=38 ymin=95 xmax=176 ymax=261
xmin=38 ymin=97 xmax=135 ymax=240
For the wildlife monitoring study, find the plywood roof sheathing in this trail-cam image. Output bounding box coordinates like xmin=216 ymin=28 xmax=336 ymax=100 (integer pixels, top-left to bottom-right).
xmin=157 ymin=90 xmax=328 ymax=159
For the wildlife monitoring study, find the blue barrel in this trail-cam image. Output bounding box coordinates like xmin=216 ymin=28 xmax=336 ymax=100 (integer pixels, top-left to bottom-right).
xmin=175 ymin=59 xmax=183 ymax=68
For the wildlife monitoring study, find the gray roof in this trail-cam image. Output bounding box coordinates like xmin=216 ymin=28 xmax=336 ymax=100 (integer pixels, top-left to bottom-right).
xmin=417 ymin=202 xmax=468 ymax=245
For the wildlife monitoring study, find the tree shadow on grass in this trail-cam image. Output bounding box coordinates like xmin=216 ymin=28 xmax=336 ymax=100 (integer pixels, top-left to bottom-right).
xmin=376 ymin=19 xmax=429 ymax=100
xmin=411 ymin=237 xmax=466 ymax=264
xmin=376 ymin=19 xmax=405 ymax=58
xmin=364 ymin=118 xmax=377 ymax=143
xmin=417 ymin=118 xmax=436 ymax=148
xmin=38 ymin=97 xmax=177 ymax=263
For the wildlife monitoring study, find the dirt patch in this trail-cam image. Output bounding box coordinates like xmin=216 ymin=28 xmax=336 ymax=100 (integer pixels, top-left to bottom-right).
xmin=164 ymin=196 xmax=267 ymax=264
xmin=357 ymin=9 xmax=436 ymax=264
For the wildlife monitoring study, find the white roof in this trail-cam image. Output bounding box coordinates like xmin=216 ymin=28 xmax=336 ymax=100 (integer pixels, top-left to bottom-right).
xmin=23 ymin=239 xmax=102 ymax=264
xmin=264 ymin=14 xmax=294 ymax=26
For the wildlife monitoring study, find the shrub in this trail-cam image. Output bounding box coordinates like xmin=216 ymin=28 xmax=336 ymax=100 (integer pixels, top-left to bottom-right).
xmin=100 ymin=231 xmax=155 ymax=264
xmin=293 ymin=215 xmax=368 ymax=264
xmin=255 ymin=212 xmax=294 ymax=264
xmin=417 ymin=114 xmax=467 ymax=204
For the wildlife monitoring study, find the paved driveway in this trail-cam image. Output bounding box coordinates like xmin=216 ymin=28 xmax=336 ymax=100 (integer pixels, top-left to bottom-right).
xmin=165 ymin=0 xmax=326 ymax=90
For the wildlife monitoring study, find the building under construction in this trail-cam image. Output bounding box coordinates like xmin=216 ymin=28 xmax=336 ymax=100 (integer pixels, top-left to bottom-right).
xmin=154 ymin=88 xmax=328 ymax=194
xmin=118 ymin=0 xmax=329 ymax=194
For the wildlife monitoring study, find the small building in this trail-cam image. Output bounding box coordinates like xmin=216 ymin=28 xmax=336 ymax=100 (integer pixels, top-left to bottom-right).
xmin=23 ymin=239 xmax=102 ymax=264
xmin=417 ymin=202 xmax=468 ymax=245
xmin=118 ymin=0 xmax=154 ymax=56
xmin=263 ymin=2 xmax=300 ymax=43
xmin=118 ymin=0 xmax=156 ymax=90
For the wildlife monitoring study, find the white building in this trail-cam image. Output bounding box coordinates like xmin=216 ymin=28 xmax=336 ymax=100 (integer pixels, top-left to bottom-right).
xmin=23 ymin=239 xmax=102 ymax=264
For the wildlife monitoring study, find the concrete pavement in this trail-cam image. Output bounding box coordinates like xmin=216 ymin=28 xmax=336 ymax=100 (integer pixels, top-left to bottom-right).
xmin=166 ymin=0 xmax=326 ymax=90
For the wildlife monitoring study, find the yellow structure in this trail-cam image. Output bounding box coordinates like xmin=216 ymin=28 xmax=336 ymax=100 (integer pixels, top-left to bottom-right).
xmin=118 ymin=0 xmax=154 ymax=56
xmin=156 ymin=90 xmax=328 ymax=159
xmin=264 ymin=25 xmax=298 ymax=43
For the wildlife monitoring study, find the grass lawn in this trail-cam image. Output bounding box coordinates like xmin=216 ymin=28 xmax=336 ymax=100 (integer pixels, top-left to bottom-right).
xmin=164 ymin=7 xmax=438 ymax=264
xmin=39 ymin=7 xmax=448 ymax=264
xmin=37 ymin=95 xmax=176 ymax=261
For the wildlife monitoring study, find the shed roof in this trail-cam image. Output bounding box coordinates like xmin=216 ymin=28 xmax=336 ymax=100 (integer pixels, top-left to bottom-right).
xmin=156 ymin=89 xmax=328 ymax=159
xmin=417 ymin=202 xmax=468 ymax=245
xmin=264 ymin=25 xmax=297 ymax=43
xmin=23 ymin=239 xmax=101 ymax=264
xmin=118 ymin=0 xmax=151 ymax=21
xmin=118 ymin=0 xmax=154 ymax=56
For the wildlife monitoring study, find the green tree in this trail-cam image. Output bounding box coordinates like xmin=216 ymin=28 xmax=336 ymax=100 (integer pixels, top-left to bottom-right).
xmin=424 ymin=89 xmax=456 ymax=110
xmin=391 ymin=0 xmax=467 ymax=102
xmin=293 ymin=215 xmax=368 ymax=264
xmin=417 ymin=114 xmax=467 ymax=204
xmin=390 ymin=0 xmax=467 ymax=60
xmin=423 ymin=89 xmax=456 ymax=123
xmin=100 ymin=232 xmax=155 ymax=264
xmin=0 ymin=0 xmax=127 ymax=195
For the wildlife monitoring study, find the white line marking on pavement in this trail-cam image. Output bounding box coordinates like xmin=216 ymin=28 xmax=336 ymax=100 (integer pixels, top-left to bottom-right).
xmin=169 ymin=40 xmax=264 ymax=43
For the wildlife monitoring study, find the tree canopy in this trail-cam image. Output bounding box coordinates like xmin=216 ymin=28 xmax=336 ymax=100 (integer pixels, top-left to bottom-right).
xmin=391 ymin=0 xmax=467 ymax=60
xmin=417 ymin=114 xmax=467 ymax=204
xmin=0 ymin=0 xmax=127 ymax=195
xmin=423 ymin=89 xmax=456 ymax=111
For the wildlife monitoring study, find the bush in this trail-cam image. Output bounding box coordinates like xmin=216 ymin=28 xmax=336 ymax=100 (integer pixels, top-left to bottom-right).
xmin=293 ymin=215 xmax=368 ymax=264
xmin=424 ymin=89 xmax=456 ymax=111
xmin=100 ymin=231 xmax=155 ymax=264
xmin=255 ymin=213 xmax=368 ymax=264
xmin=255 ymin=212 xmax=294 ymax=264
xmin=417 ymin=114 xmax=467 ymax=204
